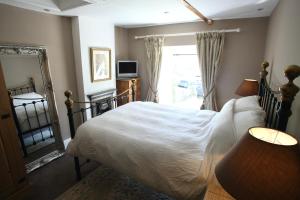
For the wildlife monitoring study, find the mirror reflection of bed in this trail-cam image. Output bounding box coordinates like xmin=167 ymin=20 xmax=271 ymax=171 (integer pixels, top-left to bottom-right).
xmin=0 ymin=54 xmax=60 ymax=164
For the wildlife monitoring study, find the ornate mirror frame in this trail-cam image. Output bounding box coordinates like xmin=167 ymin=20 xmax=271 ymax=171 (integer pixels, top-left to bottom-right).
xmin=0 ymin=44 xmax=64 ymax=150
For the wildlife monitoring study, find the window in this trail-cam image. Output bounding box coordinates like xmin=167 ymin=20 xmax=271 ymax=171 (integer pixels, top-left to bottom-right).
xmin=158 ymin=45 xmax=203 ymax=109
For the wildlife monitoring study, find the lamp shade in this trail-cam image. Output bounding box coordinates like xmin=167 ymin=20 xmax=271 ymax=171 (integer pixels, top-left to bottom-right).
xmin=215 ymin=127 xmax=300 ymax=200
xmin=235 ymin=79 xmax=259 ymax=96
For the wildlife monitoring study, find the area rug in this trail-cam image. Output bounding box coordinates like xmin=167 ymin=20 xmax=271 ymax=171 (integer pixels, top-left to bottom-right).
xmin=55 ymin=166 xmax=175 ymax=200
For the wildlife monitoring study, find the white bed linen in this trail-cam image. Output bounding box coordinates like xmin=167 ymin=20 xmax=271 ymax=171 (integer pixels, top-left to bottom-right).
xmin=67 ymin=101 xmax=238 ymax=199
xmin=234 ymin=95 xmax=262 ymax=113
xmin=13 ymin=92 xmax=50 ymax=132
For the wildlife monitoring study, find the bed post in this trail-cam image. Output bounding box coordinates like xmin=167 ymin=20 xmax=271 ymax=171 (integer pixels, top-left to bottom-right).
xmin=8 ymin=91 xmax=27 ymax=157
xmin=131 ymin=79 xmax=136 ymax=102
xmin=277 ymin=65 xmax=300 ymax=131
xmin=65 ymin=90 xmax=81 ymax=180
xmin=29 ymin=77 xmax=36 ymax=92
xmin=258 ymin=61 xmax=269 ymax=105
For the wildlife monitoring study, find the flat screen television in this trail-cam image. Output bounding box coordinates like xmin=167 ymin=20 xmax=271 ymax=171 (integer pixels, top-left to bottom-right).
xmin=117 ymin=60 xmax=138 ymax=78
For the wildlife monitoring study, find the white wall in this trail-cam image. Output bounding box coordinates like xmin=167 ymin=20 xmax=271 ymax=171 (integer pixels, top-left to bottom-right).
xmin=72 ymin=16 xmax=116 ymax=102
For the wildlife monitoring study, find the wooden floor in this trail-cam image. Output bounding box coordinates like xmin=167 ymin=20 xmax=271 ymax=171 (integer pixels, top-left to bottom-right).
xmin=24 ymin=143 xmax=57 ymax=164
xmin=23 ymin=155 xmax=99 ymax=200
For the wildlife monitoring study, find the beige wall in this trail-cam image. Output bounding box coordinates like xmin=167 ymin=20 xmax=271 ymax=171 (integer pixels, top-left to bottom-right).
xmin=126 ymin=18 xmax=269 ymax=108
xmin=0 ymin=4 xmax=77 ymax=140
xmin=1 ymin=55 xmax=45 ymax=94
xmin=115 ymin=26 xmax=129 ymax=61
xmin=264 ymin=0 xmax=300 ymax=137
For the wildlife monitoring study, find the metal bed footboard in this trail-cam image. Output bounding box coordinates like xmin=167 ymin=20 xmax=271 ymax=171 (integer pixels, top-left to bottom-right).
xmin=9 ymin=95 xmax=53 ymax=156
xmin=8 ymin=77 xmax=53 ymax=156
xmin=64 ymin=80 xmax=136 ymax=180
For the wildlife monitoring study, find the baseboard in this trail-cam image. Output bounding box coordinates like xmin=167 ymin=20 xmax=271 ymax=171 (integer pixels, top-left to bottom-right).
xmin=63 ymin=138 xmax=71 ymax=149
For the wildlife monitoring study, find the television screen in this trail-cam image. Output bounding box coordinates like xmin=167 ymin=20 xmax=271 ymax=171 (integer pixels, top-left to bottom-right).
xmin=118 ymin=61 xmax=138 ymax=78
xmin=119 ymin=62 xmax=137 ymax=73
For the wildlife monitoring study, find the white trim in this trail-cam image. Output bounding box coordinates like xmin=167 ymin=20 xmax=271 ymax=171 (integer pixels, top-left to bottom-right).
xmin=64 ymin=138 xmax=72 ymax=149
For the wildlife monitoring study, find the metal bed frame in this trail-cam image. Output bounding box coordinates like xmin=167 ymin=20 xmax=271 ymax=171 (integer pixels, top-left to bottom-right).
xmin=64 ymin=79 xmax=136 ymax=180
xmin=64 ymin=62 xmax=299 ymax=180
xmin=8 ymin=77 xmax=53 ymax=157
xmin=258 ymin=62 xmax=300 ymax=131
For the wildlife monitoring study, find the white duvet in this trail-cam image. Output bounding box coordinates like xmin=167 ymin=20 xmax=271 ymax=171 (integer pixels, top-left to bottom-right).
xmin=67 ymin=101 xmax=241 ymax=199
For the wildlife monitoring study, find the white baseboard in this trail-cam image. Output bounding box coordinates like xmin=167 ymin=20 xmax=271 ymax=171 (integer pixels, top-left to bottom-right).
xmin=63 ymin=138 xmax=71 ymax=149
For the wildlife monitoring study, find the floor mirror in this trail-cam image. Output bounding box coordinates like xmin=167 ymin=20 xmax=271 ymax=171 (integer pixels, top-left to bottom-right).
xmin=0 ymin=45 xmax=64 ymax=172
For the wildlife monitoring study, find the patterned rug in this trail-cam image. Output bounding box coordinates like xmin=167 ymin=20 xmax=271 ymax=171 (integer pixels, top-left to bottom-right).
xmin=55 ymin=166 xmax=175 ymax=200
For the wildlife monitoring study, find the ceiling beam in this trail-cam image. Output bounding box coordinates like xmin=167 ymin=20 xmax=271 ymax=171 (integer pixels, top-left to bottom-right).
xmin=181 ymin=0 xmax=213 ymax=25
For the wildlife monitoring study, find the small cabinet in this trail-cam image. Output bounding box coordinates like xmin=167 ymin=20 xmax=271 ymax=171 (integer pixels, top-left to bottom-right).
xmin=116 ymin=78 xmax=141 ymax=106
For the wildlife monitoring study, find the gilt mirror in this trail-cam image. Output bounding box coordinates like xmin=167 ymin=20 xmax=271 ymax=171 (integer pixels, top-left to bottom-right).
xmin=0 ymin=45 xmax=64 ymax=168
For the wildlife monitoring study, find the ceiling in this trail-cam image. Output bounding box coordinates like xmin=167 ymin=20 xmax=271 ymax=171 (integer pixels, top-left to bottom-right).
xmin=0 ymin=0 xmax=279 ymax=28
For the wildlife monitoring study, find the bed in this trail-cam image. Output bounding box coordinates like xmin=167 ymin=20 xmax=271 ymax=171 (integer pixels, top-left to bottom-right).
xmin=64 ymin=62 xmax=300 ymax=199
xmin=8 ymin=77 xmax=52 ymax=156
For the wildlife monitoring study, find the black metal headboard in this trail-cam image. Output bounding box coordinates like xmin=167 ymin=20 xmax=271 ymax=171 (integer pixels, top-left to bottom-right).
xmin=8 ymin=77 xmax=36 ymax=96
xmin=258 ymin=61 xmax=300 ymax=132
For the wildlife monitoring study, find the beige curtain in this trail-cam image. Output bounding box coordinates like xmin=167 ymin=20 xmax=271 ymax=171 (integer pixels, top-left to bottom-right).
xmin=196 ymin=32 xmax=225 ymax=111
xmin=144 ymin=36 xmax=165 ymax=102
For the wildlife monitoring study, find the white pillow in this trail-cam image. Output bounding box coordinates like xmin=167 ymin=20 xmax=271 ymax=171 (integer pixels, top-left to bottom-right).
xmin=207 ymin=99 xmax=236 ymax=154
xmin=233 ymin=110 xmax=265 ymax=141
xmin=234 ymin=95 xmax=262 ymax=113
xmin=204 ymin=99 xmax=237 ymax=180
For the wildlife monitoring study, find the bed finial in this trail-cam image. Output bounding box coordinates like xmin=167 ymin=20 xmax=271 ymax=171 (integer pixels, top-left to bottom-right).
xmin=284 ymin=65 xmax=300 ymax=83
xmin=65 ymin=90 xmax=74 ymax=109
xmin=131 ymin=79 xmax=136 ymax=102
xmin=260 ymin=61 xmax=269 ymax=79
xmin=7 ymin=90 xmax=14 ymax=105
xmin=276 ymin=65 xmax=300 ymax=131
xmin=8 ymin=90 xmax=12 ymax=98
xmin=29 ymin=77 xmax=34 ymax=84
xmin=279 ymin=65 xmax=300 ymax=102
xmin=29 ymin=77 xmax=36 ymax=92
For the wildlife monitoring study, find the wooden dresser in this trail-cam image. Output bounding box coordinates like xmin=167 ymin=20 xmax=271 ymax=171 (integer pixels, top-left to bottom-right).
xmin=0 ymin=63 xmax=29 ymax=199
xmin=116 ymin=78 xmax=141 ymax=106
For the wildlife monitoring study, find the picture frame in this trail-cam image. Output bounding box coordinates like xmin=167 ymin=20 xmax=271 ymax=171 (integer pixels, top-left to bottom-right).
xmin=90 ymin=47 xmax=111 ymax=82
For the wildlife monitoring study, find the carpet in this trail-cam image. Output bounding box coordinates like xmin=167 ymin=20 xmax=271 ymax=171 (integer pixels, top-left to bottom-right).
xmin=56 ymin=166 xmax=175 ymax=200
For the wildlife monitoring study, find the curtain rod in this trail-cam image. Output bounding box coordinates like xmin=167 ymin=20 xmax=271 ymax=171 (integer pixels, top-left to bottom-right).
xmin=134 ymin=28 xmax=240 ymax=39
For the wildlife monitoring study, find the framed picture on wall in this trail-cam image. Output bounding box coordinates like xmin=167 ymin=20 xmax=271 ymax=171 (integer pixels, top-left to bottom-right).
xmin=90 ymin=47 xmax=111 ymax=82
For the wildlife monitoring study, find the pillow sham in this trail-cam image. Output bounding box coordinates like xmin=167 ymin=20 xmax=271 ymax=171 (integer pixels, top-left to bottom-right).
xmin=233 ymin=110 xmax=265 ymax=141
xmin=234 ymin=95 xmax=262 ymax=113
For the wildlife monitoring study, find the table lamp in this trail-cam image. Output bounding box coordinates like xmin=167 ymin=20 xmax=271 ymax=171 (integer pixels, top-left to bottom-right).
xmin=215 ymin=127 xmax=300 ymax=200
xmin=236 ymin=79 xmax=259 ymax=96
